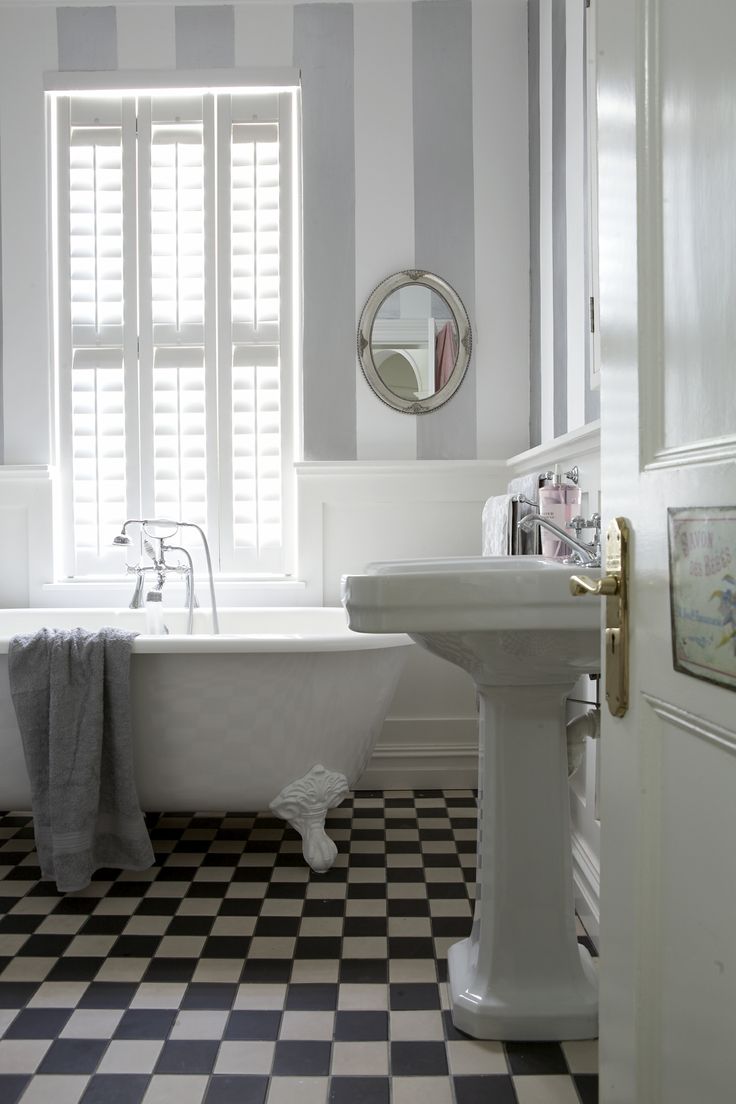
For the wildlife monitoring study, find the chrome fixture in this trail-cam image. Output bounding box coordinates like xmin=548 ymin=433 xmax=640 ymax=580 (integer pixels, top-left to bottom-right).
xmin=114 ymin=519 xmax=220 ymax=634
xmin=518 ymin=512 xmax=601 ymax=567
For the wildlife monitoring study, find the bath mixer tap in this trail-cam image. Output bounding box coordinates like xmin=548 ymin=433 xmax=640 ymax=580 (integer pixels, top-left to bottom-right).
xmin=114 ymin=519 xmax=220 ymax=634
xmin=518 ymin=512 xmax=601 ymax=567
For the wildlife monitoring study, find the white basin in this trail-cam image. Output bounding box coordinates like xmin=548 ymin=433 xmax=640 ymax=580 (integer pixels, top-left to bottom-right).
xmin=342 ymin=555 xmax=602 ymax=1041
xmin=342 ymin=555 xmax=600 ymax=685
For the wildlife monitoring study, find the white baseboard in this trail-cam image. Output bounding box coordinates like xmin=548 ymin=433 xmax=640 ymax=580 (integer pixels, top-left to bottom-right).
xmin=358 ymin=716 xmax=479 ymax=790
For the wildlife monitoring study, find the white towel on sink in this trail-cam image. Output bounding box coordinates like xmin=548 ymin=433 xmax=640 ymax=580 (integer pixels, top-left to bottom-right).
xmin=482 ymin=495 xmax=511 ymax=556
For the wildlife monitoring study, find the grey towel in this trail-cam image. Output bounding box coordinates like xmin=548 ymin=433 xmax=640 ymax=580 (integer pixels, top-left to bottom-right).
xmin=8 ymin=628 xmax=154 ymax=893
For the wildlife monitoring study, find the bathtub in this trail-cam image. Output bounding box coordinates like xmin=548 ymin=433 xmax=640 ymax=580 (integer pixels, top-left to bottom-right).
xmin=0 ymin=607 xmax=410 ymax=871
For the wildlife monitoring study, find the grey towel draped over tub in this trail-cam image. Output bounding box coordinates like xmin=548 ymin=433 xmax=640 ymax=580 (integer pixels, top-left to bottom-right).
xmin=8 ymin=627 xmax=154 ymax=893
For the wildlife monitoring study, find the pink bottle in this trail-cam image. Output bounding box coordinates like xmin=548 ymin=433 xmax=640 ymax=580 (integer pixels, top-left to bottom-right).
xmin=538 ymin=469 xmax=582 ymax=558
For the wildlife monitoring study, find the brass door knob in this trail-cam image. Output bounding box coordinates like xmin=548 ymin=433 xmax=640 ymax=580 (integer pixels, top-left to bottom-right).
xmin=570 ymin=574 xmax=619 ymax=597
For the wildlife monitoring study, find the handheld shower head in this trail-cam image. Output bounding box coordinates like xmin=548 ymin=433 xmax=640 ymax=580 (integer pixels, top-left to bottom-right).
xmin=113 ymin=532 xmax=132 ymax=546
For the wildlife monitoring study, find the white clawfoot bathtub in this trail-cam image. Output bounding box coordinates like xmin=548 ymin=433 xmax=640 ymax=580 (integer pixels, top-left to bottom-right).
xmin=0 ymin=608 xmax=410 ymax=872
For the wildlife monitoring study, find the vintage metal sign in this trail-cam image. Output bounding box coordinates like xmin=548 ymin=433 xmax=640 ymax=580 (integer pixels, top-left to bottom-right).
xmin=668 ymin=507 xmax=736 ymax=691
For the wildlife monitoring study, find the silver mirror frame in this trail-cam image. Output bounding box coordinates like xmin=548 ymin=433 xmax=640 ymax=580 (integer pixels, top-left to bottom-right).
xmin=357 ymin=269 xmax=472 ymax=414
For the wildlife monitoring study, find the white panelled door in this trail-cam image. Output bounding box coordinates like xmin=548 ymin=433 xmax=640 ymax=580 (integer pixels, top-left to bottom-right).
xmin=597 ymin=0 xmax=736 ymax=1101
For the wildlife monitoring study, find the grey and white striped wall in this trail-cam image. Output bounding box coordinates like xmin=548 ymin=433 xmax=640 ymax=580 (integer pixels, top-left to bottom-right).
xmin=0 ymin=0 xmax=531 ymax=467
xmin=527 ymin=0 xmax=600 ymax=448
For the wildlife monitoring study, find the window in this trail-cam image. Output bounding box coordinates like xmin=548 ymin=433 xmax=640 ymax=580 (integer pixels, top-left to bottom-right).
xmin=50 ymin=79 xmax=298 ymax=578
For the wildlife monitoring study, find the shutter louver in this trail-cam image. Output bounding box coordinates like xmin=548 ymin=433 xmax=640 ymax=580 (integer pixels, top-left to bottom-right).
xmin=228 ymin=115 xmax=283 ymax=559
xmin=66 ymin=107 xmax=129 ymax=563
xmin=232 ymin=347 xmax=282 ymax=552
xmin=152 ymin=347 xmax=208 ymax=527
xmin=150 ymin=123 xmax=206 ymax=343
xmin=71 ymin=348 xmax=127 ymax=556
xmin=231 ymin=123 xmax=280 ymax=341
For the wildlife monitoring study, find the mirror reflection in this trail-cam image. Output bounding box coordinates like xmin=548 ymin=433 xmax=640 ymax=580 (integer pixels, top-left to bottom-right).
xmin=357 ymin=270 xmax=472 ymax=415
xmin=371 ymin=286 xmax=459 ymax=401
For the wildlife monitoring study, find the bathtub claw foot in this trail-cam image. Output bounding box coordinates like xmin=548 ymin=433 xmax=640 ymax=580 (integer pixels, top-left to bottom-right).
xmin=269 ymin=765 xmax=349 ymax=873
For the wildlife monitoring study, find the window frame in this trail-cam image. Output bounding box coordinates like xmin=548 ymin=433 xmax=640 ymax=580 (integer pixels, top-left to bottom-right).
xmin=46 ymin=68 xmax=301 ymax=582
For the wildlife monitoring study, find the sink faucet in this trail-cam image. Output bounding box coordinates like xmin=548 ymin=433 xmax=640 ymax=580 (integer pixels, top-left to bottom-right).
xmin=518 ymin=512 xmax=601 ymax=567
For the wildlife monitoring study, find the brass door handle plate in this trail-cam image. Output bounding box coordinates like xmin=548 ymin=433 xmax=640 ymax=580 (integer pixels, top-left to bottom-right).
xmin=569 ymin=517 xmax=630 ymax=718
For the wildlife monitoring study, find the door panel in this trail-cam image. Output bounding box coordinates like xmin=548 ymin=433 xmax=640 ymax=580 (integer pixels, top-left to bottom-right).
xmin=660 ymin=0 xmax=736 ymax=451
xmin=597 ymin=0 xmax=736 ymax=1100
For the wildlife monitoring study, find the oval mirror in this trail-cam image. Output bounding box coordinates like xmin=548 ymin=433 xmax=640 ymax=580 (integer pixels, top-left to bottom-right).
xmin=357 ymin=270 xmax=472 ymax=414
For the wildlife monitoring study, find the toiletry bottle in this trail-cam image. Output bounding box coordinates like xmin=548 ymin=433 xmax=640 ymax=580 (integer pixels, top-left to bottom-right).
xmin=538 ymin=468 xmax=582 ymax=558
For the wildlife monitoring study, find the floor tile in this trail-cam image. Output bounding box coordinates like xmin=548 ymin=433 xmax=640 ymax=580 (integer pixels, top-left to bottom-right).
xmin=389 ymin=1010 xmax=444 ymax=1042
xmin=141 ymin=1075 xmax=208 ymax=1104
xmin=96 ymin=1040 xmax=163 ymax=1074
xmin=453 ymin=1075 xmax=518 ymax=1104
xmin=392 ymin=1078 xmax=454 ymax=1104
xmin=328 ymin=1076 xmax=389 ymax=1104
xmin=512 ymin=1074 xmax=582 ymax=1104
xmin=0 ymin=1076 xmax=29 ymax=1104
xmin=333 ymin=1010 xmax=388 ymax=1041
xmin=213 ymin=1041 xmax=275 ymax=1075
xmin=561 ymin=1039 xmax=598 ymax=1074
xmin=505 ymin=1042 xmax=569 ymax=1076
xmin=79 ymin=1074 xmax=150 ymax=1103
xmin=573 ymin=1074 xmax=599 ymax=1104
xmin=0 ymin=794 xmax=598 ymax=1104
xmin=278 ymin=1012 xmax=333 ymax=1041
xmin=14 ymin=1074 xmax=89 ymax=1104
xmin=36 ymin=1039 xmax=107 ymax=1076
xmin=390 ymin=1041 xmax=449 ymax=1077
xmin=154 ymin=1040 xmax=219 ymax=1075
xmin=272 ymin=1040 xmax=331 ymax=1077
xmin=4 ymin=1009 xmax=72 ymax=1039
xmin=0 ymin=1040 xmax=52 ymax=1074
xmin=331 ymin=1041 xmax=389 ymax=1076
xmin=265 ymin=1077 xmax=327 ymax=1104
xmin=203 ymin=1076 xmax=268 ymax=1104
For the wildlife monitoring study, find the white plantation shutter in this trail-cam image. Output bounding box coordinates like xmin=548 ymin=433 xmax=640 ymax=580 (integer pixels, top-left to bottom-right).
xmin=54 ymin=84 xmax=296 ymax=578
xmin=57 ymin=97 xmax=137 ymax=574
xmin=137 ymin=96 xmax=216 ymax=546
xmin=217 ymin=93 xmax=292 ymax=573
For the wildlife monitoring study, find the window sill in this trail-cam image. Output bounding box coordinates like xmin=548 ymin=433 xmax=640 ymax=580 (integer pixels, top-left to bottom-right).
xmin=38 ymin=577 xmax=309 ymax=609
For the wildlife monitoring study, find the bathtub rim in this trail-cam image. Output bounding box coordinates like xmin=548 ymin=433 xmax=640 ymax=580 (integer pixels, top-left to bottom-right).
xmin=0 ymin=606 xmax=412 ymax=655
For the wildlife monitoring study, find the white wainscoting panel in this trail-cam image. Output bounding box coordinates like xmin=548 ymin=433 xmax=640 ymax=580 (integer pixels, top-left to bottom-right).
xmin=296 ymin=459 xmax=505 ymax=789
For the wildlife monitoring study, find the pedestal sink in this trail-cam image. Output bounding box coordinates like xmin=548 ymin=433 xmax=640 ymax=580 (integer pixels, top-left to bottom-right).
xmin=342 ymin=556 xmax=601 ymax=1040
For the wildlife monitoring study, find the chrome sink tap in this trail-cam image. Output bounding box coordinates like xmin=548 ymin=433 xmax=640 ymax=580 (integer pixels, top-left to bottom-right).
xmin=518 ymin=512 xmax=602 ymax=567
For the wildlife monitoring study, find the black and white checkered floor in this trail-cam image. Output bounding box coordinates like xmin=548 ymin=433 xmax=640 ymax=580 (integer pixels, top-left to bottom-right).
xmin=0 ymin=791 xmax=598 ymax=1104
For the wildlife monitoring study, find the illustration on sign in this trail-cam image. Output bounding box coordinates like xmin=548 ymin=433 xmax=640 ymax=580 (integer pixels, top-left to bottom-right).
xmin=667 ymin=507 xmax=736 ymax=692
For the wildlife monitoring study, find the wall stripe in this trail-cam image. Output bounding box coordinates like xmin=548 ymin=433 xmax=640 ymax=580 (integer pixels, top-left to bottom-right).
xmin=117 ymin=5 xmax=175 ymax=69
xmin=235 ymin=3 xmax=294 ymax=68
xmin=0 ymin=137 xmax=4 ymax=464
xmin=412 ymin=0 xmax=476 ymax=461
xmin=528 ymin=0 xmax=541 ymax=449
xmin=295 ymin=2 xmax=357 ymax=461
xmin=551 ymin=0 xmax=567 ymax=438
xmin=354 ymin=2 xmax=416 ymax=461
xmin=175 ymin=4 xmax=234 ymax=69
xmin=565 ymin=0 xmax=586 ymax=431
xmin=57 ymin=6 xmax=117 ymax=71
xmin=538 ymin=0 xmax=554 ymax=443
xmin=0 ymin=5 xmax=57 ymax=465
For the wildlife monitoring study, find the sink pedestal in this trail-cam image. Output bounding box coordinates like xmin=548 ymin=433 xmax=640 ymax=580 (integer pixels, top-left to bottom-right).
xmin=449 ymin=682 xmax=598 ymax=1041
